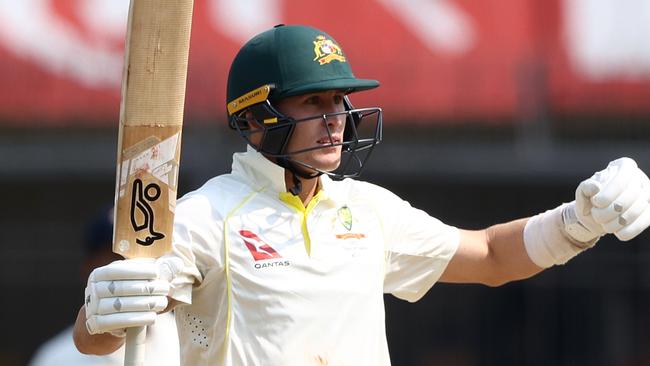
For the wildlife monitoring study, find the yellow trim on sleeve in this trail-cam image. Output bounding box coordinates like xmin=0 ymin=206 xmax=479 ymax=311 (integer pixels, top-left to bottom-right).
xmin=278 ymin=190 xmax=326 ymax=256
xmin=222 ymin=189 xmax=260 ymax=359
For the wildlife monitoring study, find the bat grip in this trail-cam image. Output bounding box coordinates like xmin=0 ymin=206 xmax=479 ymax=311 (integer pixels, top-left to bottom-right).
xmin=124 ymin=326 xmax=147 ymax=366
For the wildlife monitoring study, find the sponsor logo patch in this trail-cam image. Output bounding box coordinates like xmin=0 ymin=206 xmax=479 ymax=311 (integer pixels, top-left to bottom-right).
xmin=254 ymin=260 xmax=291 ymax=269
xmin=239 ymin=230 xmax=291 ymax=269
xmin=239 ymin=230 xmax=282 ymax=261
xmin=335 ymin=233 xmax=366 ymax=240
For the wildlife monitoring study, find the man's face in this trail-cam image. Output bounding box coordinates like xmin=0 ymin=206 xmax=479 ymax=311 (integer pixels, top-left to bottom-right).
xmin=274 ymin=90 xmax=347 ymax=173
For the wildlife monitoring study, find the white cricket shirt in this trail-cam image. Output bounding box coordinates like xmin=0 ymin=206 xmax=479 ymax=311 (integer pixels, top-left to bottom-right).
xmin=168 ymin=147 xmax=459 ymax=366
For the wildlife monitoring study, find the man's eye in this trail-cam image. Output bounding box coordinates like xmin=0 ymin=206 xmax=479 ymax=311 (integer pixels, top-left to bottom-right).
xmin=305 ymin=96 xmax=319 ymax=104
xmin=333 ymin=95 xmax=343 ymax=104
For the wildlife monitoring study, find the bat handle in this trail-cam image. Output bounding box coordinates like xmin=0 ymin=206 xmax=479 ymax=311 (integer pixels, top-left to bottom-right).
xmin=124 ymin=326 xmax=147 ymax=366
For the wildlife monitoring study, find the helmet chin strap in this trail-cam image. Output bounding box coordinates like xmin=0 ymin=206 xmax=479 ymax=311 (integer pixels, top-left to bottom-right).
xmin=276 ymin=157 xmax=322 ymax=196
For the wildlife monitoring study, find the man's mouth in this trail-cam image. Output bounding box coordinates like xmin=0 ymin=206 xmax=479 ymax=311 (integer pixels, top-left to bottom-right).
xmin=316 ymin=136 xmax=341 ymax=144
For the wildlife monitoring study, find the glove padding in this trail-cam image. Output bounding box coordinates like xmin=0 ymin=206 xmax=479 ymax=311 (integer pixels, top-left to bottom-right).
xmin=84 ymin=256 xmax=183 ymax=336
xmin=573 ymin=157 xmax=650 ymax=242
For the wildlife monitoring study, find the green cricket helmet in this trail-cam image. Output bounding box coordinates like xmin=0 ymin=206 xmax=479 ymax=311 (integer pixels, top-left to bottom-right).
xmin=226 ymin=24 xmax=383 ymax=181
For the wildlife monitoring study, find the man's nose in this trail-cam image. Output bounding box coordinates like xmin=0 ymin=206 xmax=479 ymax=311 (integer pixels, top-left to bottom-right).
xmin=325 ymin=111 xmax=345 ymax=130
xmin=323 ymin=104 xmax=345 ymax=125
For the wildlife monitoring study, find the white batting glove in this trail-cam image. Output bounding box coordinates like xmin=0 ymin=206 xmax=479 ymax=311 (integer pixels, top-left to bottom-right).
xmin=567 ymin=157 xmax=650 ymax=242
xmin=84 ymin=256 xmax=183 ymax=336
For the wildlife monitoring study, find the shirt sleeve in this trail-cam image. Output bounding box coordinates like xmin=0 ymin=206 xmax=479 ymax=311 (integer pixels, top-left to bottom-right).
xmin=367 ymin=184 xmax=460 ymax=302
xmin=168 ymin=192 xmax=223 ymax=304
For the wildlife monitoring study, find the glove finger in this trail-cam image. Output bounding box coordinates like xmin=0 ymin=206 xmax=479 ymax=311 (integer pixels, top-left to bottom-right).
xmin=592 ymin=158 xmax=637 ymax=208
xmin=577 ymin=179 xmax=602 ymax=202
xmin=94 ymin=279 xmax=170 ymax=298
xmin=591 ymin=181 xmax=642 ymax=224
xmin=601 ymin=196 xmax=648 ymax=233
xmin=86 ymin=311 xmax=156 ymax=335
xmin=618 ymin=193 xmax=649 ymax=229
xmin=96 ymin=295 xmax=168 ymax=315
xmin=576 ymin=180 xmax=598 ymax=218
xmin=614 ymin=206 xmax=650 ymax=241
xmin=85 ymin=284 xmax=100 ymax=315
xmin=574 ymin=182 xmax=605 ymax=234
xmin=91 ymin=259 xmax=158 ymax=281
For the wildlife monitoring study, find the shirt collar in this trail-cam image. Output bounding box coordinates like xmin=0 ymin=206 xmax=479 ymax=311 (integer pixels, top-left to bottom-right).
xmin=232 ymin=145 xmax=287 ymax=194
xmin=231 ymin=146 xmax=341 ymax=205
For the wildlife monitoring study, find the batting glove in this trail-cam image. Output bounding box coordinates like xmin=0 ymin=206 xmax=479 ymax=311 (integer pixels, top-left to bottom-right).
xmin=566 ymin=157 xmax=650 ymax=243
xmin=84 ymin=256 xmax=183 ymax=336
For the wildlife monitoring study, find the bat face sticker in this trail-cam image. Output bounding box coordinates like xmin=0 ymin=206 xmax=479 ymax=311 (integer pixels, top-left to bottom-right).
xmin=130 ymin=178 xmax=165 ymax=246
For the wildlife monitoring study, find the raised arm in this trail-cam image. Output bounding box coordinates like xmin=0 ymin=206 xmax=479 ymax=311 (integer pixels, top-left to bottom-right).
xmin=440 ymin=157 xmax=650 ymax=286
xmin=440 ymin=218 xmax=540 ymax=286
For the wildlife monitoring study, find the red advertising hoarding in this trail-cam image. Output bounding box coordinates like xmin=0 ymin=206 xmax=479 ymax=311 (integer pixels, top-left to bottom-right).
xmin=1 ymin=0 xmax=649 ymax=126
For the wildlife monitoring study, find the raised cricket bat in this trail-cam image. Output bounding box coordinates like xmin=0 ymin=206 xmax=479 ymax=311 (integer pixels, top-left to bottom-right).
xmin=113 ymin=0 xmax=194 ymax=365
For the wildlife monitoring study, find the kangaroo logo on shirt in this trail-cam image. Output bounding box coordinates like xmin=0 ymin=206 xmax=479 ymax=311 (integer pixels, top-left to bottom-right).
xmin=239 ymin=230 xmax=282 ymax=261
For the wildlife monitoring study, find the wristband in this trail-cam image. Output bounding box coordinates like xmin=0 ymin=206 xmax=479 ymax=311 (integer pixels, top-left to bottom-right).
xmin=523 ymin=203 xmax=599 ymax=268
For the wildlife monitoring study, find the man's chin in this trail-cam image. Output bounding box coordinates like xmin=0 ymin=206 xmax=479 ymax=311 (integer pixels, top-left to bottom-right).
xmin=298 ymin=161 xmax=340 ymax=175
xmin=312 ymin=156 xmax=341 ymax=173
xmin=291 ymin=151 xmax=341 ymax=173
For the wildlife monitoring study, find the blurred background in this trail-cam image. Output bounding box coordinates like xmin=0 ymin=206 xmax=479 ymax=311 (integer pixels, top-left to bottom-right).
xmin=1 ymin=0 xmax=650 ymax=365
